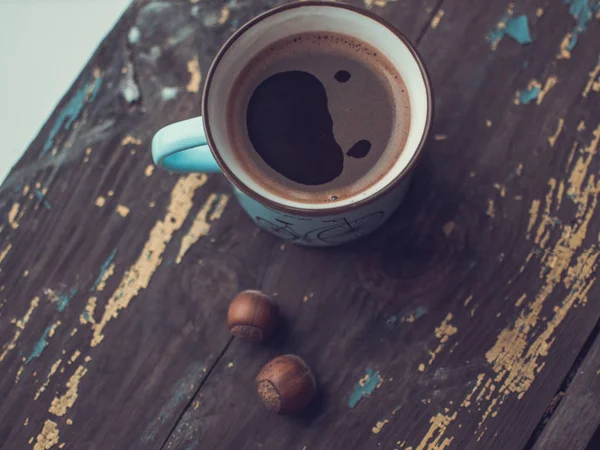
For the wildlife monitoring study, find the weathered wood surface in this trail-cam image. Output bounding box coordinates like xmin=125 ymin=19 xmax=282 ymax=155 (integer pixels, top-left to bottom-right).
xmin=0 ymin=0 xmax=599 ymax=449
xmin=531 ymin=326 xmax=600 ymax=450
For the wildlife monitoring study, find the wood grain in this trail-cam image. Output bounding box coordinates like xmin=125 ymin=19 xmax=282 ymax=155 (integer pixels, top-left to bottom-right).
xmin=0 ymin=0 xmax=599 ymax=449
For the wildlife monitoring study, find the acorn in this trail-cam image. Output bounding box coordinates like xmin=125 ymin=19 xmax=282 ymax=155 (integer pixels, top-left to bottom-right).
xmin=256 ymin=354 xmax=317 ymax=413
xmin=227 ymin=290 xmax=277 ymax=343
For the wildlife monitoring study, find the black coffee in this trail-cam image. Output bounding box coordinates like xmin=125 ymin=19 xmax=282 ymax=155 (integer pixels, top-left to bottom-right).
xmin=228 ymin=32 xmax=410 ymax=204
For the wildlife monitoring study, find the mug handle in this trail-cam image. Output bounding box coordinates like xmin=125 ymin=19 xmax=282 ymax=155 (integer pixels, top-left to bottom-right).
xmin=151 ymin=117 xmax=221 ymax=173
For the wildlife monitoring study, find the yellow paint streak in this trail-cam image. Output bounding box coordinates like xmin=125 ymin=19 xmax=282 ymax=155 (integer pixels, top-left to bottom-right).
xmin=0 ymin=243 xmax=12 ymax=265
xmin=116 ymin=205 xmax=130 ymax=217
xmin=577 ymin=121 xmax=586 ymax=132
xmin=0 ymin=296 xmax=39 ymax=362
xmin=95 ymin=196 xmax=106 ymax=207
xmin=145 ymin=165 xmax=154 ymax=177
xmin=548 ymin=118 xmax=564 ymax=147
xmin=91 ymin=174 xmax=207 ymax=346
xmin=176 ymin=193 xmax=230 ymax=264
xmin=218 ymin=7 xmax=230 ymax=25
xmin=515 ymin=294 xmax=526 ymax=307
xmin=556 ymin=181 xmax=565 ymax=210
xmin=69 ymin=350 xmax=81 ymax=364
xmin=15 ymin=365 xmax=24 ymax=383
xmin=493 ymin=183 xmax=506 ymax=197
xmin=33 ymin=420 xmax=59 ymax=450
xmin=464 ymin=295 xmax=473 ymax=307
xmin=8 ymin=202 xmax=21 ymax=228
xmin=431 ymin=9 xmax=444 ymax=29
xmin=485 ymin=123 xmax=600 ymax=406
xmin=537 ymin=76 xmax=558 ymax=105
xmin=557 ymin=33 xmax=572 ymax=59
xmin=415 ymin=412 xmax=457 ymax=450
xmin=121 ymin=135 xmax=142 ymax=146
xmin=35 ymin=359 xmax=62 ymax=400
xmin=535 ymin=179 xmax=556 ymax=245
xmin=418 ymin=363 xmax=425 ymax=372
xmin=486 ymin=199 xmax=496 ymax=218
xmin=372 ymin=419 xmax=389 ymax=434
xmin=428 ymin=313 xmax=458 ymax=366
xmin=48 ymin=365 xmax=88 ymax=416
xmin=582 ymin=61 xmax=600 ymax=98
xmin=80 ymin=297 xmax=97 ymax=325
xmin=96 ymin=263 xmax=115 ymax=292
xmin=186 ymin=56 xmax=202 ymax=93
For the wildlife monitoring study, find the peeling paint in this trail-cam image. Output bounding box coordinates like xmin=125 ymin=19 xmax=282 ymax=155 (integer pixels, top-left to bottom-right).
xmin=49 ymin=365 xmax=88 ymax=416
xmin=121 ymin=135 xmax=142 ymax=146
xmin=348 ymin=368 xmax=383 ymax=408
xmin=116 ymin=205 xmax=130 ymax=217
xmin=186 ymin=56 xmax=202 ymax=93
xmin=431 ymin=9 xmax=444 ymax=29
xmin=8 ymin=202 xmax=21 ymax=229
xmin=0 ymin=296 xmax=40 ymax=362
xmin=0 ymin=243 xmax=12 ymax=265
xmin=41 ymin=69 xmax=102 ymax=158
xmin=91 ymin=174 xmax=207 ymax=346
xmin=95 ymin=196 xmax=106 ymax=207
xmin=515 ymin=76 xmax=557 ymax=105
xmin=582 ymin=58 xmax=600 ymax=98
xmin=414 ymin=411 xmax=457 ymax=450
xmin=35 ymin=359 xmax=62 ymax=400
xmin=486 ymin=199 xmax=496 ymax=218
xmin=548 ymin=118 xmax=565 ymax=147
xmin=91 ymin=249 xmax=117 ymax=291
xmin=427 ymin=313 xmax=458 ymax=366
xmin=33 ymin=419 xmax=59 ymax=450
xmin=25 ymin=321 xmax=61 ymax=364
xmin=145 ymin=165 xmax=155 ymax=177
xmin=176 ymin=193 xmax=230 ymax=263
xmin=372 ymin=419 xmax=389 ymax=434
xmin=57 ymin=288 xmax=77 ymax=312
xmin=80 ymin=296 xmax=97 ymax=325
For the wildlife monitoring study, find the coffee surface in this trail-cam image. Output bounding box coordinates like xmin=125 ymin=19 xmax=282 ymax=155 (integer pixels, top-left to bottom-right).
xmin=228 ymin=32 xmax=411 ymax=204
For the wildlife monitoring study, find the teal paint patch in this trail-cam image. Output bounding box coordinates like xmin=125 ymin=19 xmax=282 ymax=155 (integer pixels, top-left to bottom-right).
xmin=57 ymin=288 xmax=78 ymax=312
xmin=41 ymin=73 xmax=103 ymax=158
xmin=414 ymin=306 xmax=427 ymax=319
xmin=505 ymin=16 xmax=533 ymax=44
xmin=489 ymin=14 xmax=533 ymax=48
xmin=25 ymin=323 xmax=57 ymax=364
xmin=517 ymin=85 xmax=541 ymax=104
xmin=563 ymin=0 xmax=600 ymax=53
xmin=348 ymin=368 xmax=382 ymax=408
xmin=34 ymin=189 xmax=52 ymax=209
xmin=91 ymin=249 xmax=118 ymax=291
xmin=385 ymin=315 xmax=398 ymax=329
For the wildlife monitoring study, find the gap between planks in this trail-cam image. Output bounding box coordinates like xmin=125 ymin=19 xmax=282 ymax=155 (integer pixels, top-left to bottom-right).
xmin=522 ymin=316 xmax=600 ymax=450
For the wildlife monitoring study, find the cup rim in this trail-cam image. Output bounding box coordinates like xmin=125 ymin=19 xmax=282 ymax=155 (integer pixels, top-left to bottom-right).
xmin=202 ymin=0 xmax=433 ymax=216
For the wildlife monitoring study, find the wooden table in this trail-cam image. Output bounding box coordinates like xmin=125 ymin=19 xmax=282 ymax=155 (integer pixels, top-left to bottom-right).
xmin=1 ymin=0 xmax=599 ymax=449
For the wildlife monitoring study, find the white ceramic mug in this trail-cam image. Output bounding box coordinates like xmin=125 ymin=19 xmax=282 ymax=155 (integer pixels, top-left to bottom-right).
xmin=152 ymin=1 xmax=432 ymax=247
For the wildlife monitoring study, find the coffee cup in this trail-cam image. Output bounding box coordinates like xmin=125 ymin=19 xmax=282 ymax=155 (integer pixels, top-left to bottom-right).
xmin=152 ymin=1 xmax=432 ymax=246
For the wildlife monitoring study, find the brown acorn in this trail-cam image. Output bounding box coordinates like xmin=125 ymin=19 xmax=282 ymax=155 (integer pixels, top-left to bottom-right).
xmin=256 ymin=354 xmax=317 ymax=413
xmin=227 ymin=290 xmax=276 ymax=343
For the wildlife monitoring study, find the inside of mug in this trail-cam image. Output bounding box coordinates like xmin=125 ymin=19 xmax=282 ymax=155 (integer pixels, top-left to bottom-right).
xmin=205 ymin=3 xmax=430 ymax=211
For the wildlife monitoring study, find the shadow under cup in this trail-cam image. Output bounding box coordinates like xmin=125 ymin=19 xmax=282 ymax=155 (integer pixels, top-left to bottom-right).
xmin=202 ymin=1 xmax=432 ymax=215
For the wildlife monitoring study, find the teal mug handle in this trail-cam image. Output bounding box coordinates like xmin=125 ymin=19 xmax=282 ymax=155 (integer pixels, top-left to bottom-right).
xmin=151 ymin=117 xmax=221 ymax=173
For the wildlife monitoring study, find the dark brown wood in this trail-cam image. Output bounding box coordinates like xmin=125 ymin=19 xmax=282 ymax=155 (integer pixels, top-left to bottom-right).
xmin=1 ymin=0 xmax=599 ymax=449
xmin=532 ymin=329 xmax=600 ymax=450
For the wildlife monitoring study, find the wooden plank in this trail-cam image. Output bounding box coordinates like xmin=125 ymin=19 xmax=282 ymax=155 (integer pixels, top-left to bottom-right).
xmin=163 ymin=1 xmax=600 ymax=449
xmin=0 ymin=1 xmax=438 ymax=449
xmin=531 ymin=328 xmax=600 ymax=450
